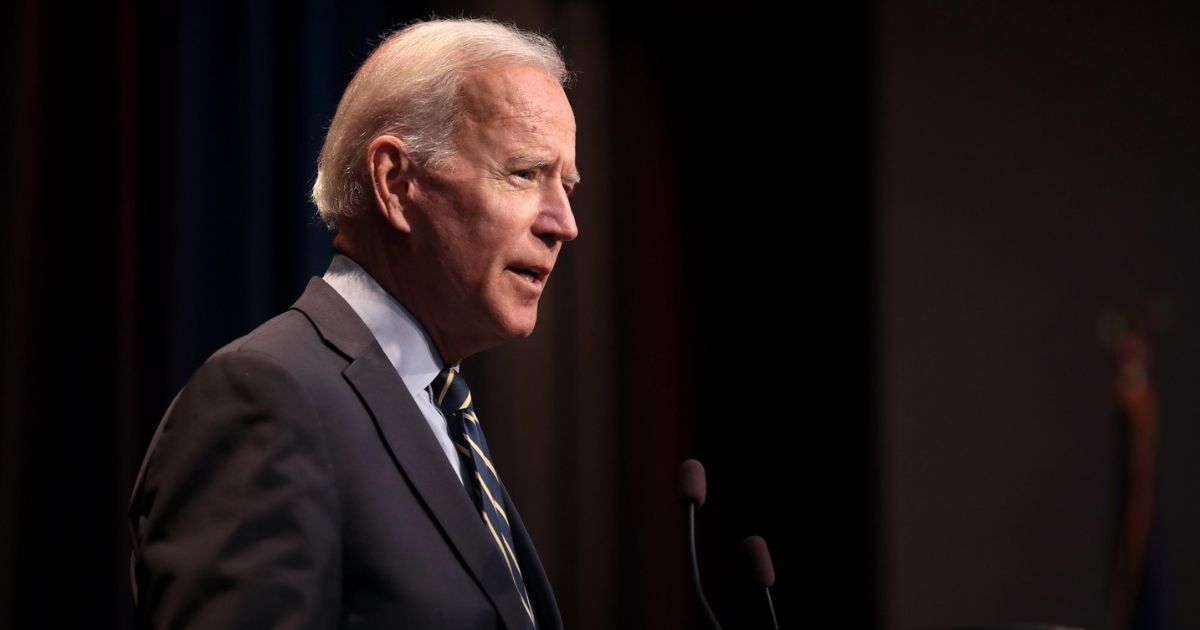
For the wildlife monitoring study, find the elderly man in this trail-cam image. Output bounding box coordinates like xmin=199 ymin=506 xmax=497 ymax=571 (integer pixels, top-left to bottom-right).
xmin=127 ymin=19 xmax=578 ymax=629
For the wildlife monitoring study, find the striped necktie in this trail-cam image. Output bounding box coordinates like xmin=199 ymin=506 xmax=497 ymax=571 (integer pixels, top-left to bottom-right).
xmin=431 ymin=366 xmax=536 ymax=629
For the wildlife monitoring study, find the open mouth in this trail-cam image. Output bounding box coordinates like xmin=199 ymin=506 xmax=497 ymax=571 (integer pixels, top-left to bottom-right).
xmin=507 ymin=265 xmax=548 ymax=285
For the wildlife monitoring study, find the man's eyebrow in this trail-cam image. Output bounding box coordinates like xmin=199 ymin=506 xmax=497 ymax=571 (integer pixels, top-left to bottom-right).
xmin=504 ymin=154 xmax=549 ymax=168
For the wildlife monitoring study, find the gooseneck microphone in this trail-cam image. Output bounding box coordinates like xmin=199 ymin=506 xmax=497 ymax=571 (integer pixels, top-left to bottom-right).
xmin=679 ymin=459 xmax=723 ymax=630
xmin=743 ymin=535 xmax=780 ymax=630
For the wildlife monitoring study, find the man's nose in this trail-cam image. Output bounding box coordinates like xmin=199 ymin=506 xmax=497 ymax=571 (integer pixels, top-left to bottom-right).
xmin=535 ymin=187 xmax=579 ymax=244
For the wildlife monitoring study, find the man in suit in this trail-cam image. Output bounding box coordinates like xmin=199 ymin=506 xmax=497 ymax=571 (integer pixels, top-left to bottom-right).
xmin=127 ymin=18 xmax=579 ymax=629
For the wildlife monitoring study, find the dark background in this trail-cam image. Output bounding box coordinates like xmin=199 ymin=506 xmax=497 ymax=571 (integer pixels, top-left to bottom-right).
xmin=878 ymin=3 xmax=1200 ymax=628
xmin=2 ymin=1 xmax=1197 ymax=629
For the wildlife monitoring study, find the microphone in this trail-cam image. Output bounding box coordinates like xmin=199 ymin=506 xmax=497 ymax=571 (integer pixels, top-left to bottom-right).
xmin=743 ymin=536 xmax=779 ymax=630
xmin=680 ymin=459 xmax=707 ymax=507
xmin=679 ymin=459 xmax=722 ymax=630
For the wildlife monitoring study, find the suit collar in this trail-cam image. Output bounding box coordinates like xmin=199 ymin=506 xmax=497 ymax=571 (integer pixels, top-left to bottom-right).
xmin=290 ymin=277 xmax=542 ymax=630
xmin=291 ymin=276 xmax=377 ymax=360
xmin=320 ymin=253 xmax=445 ymax=391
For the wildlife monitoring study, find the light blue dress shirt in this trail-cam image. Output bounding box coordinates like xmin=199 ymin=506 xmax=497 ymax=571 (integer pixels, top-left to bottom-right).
xmin=322 ymin=253 xmax=465 ymax=486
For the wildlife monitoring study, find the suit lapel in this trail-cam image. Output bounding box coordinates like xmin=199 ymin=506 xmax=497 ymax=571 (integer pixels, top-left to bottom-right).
xmin=291 ymin=278 xmax=532 ymax=630
xmin=502 ymin=485 xmax=563 ymax=630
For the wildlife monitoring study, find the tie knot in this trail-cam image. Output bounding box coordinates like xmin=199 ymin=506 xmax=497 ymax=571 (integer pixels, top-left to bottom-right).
xmin=431 ymin=366 xmax=472 ymax=415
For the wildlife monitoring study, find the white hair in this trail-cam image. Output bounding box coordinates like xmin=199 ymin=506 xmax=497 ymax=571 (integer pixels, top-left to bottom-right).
xmin=311 ymin=18 xmax=568 ymax=228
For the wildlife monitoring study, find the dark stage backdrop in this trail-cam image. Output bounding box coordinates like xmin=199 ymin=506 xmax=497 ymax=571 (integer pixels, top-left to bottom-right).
xmin=878 ymin=3 xmax=1200 ymax=629
xmin=0 ymin=1 xmax=873 ymax=629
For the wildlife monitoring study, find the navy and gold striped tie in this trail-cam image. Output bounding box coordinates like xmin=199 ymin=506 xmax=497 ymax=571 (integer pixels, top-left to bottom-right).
xmin=431 ymin=367 xmax=536 ymax=629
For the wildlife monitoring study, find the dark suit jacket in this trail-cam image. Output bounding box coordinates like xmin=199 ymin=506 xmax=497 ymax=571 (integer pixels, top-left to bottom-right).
xmin=127 ymin=277 xmax=562 ymax=630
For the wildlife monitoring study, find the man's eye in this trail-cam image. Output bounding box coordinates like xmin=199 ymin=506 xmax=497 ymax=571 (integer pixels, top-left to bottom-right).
xmin=513 ymin=169 xmax=537 ymax=181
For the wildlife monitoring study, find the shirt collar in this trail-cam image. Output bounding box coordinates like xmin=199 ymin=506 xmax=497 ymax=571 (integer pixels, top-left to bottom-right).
xmin=322 ymin=253 xmax=455 ymax=394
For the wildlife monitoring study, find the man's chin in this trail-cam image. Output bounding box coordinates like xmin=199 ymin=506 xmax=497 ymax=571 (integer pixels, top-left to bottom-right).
xmin=496 ymin=309 xmax=539 ymax=341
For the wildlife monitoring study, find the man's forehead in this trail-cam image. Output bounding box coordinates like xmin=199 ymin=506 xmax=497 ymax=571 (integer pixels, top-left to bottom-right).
xmin=457 ymin=65 xmax=577 ymax=178
xmin=459 ymin=65 xmax=573 ymax=126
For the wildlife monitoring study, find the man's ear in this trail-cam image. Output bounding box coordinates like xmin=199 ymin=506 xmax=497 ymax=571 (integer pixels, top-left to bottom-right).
xmin=367 ymin=134 xmax=417 ymax=234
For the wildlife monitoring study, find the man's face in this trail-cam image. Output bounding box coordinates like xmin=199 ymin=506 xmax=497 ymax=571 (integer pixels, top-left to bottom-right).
xmin=407 ymin=64 xmax=579 ymax=360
